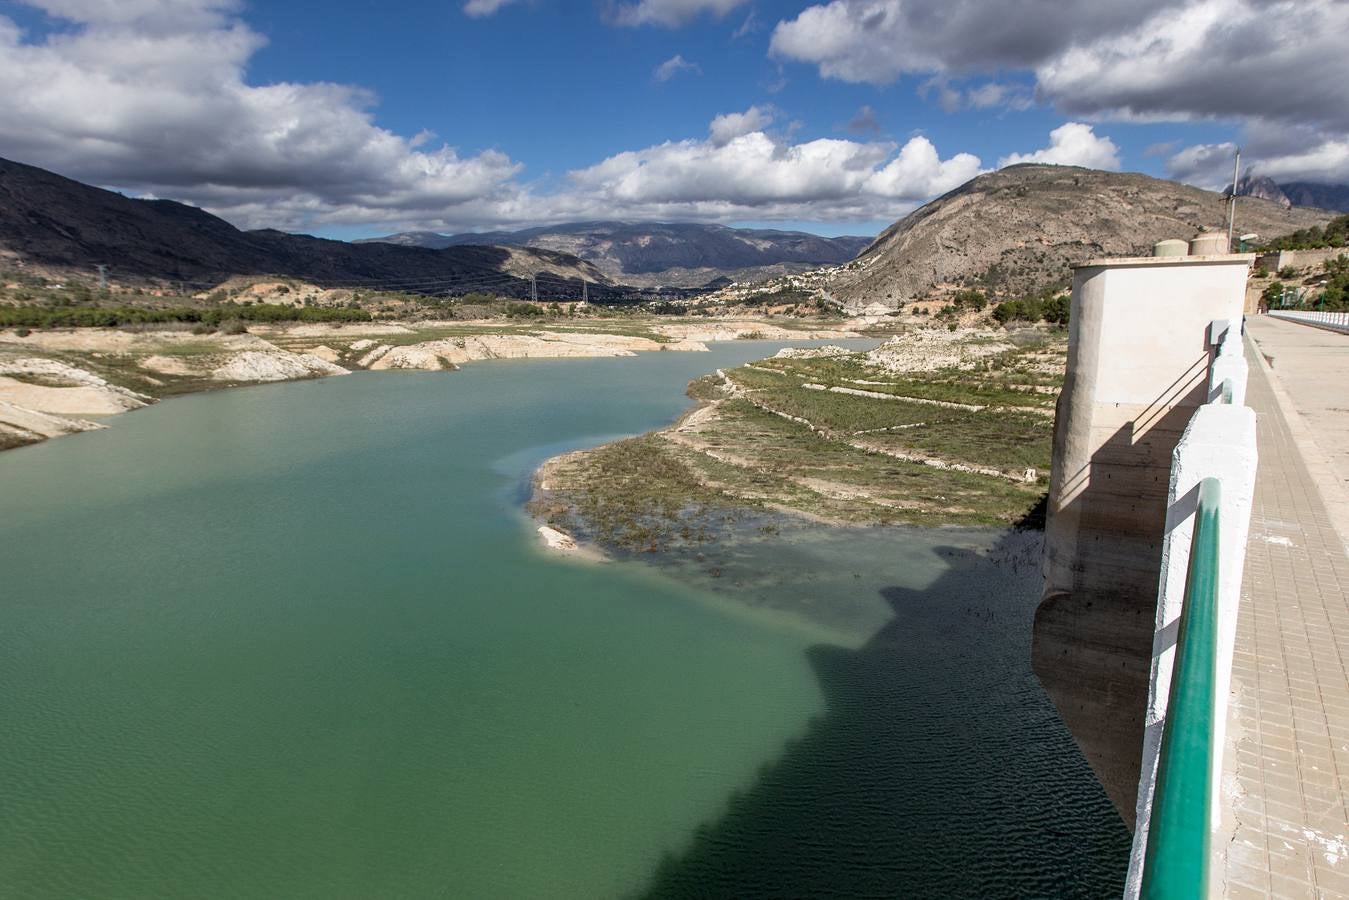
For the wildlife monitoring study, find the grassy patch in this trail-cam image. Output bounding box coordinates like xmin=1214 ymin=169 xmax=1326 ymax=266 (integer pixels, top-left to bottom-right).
xmin=535 ymin=329 xmax=1063 ymax=549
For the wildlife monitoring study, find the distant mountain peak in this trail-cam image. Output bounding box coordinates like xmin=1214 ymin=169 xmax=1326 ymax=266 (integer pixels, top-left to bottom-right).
xmin=356 ymin=221 xmax=874 ymax=286
xmin=1228 ymin=174 xmax=1291 ymax=208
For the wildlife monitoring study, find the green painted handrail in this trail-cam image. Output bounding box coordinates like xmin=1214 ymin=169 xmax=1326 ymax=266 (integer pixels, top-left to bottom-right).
xmin=1141 ymin=477 xmax=1222 ymax=899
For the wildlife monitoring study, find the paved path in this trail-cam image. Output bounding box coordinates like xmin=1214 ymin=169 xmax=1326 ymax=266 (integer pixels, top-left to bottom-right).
xmin=1222 ymin=316 xmax=1349 ymax=898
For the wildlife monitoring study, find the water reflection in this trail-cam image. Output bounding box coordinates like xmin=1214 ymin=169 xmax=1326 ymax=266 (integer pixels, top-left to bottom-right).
xmin=636 ymin=527 xmax=1131 ymax=898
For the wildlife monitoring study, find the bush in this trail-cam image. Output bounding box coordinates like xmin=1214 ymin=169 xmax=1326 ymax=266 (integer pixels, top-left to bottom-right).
xmin=220 ymin=320 xmax=248 ymax=334
xmin=1264 ymin=215 xmax=1349 ymax=251
xmin=951 ymin=289 xmax=988 ymax=311
xmin=0 ymin=302 xmax=371 ymax=329
xmin=14 ymin=327 xmax=30 ymax=337
xmin=992 ymin=293 xmax=1069 ymax=326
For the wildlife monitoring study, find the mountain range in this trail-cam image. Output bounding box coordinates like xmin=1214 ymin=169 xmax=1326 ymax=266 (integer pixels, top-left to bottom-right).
xmin=0 ymin=157 xmax=613 ymax=298
xmin=1231 ymin=175 xmax=1349 ymax=212
xmin=357 ymin=222 xmax=873 ymax=288
xmin=2 ymin=157 xmax=1339 ymax=309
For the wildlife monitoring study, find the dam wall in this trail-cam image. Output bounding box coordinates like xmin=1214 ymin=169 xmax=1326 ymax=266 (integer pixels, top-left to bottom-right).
xmin=1034 ymin=250 xmax=1255 ymax=823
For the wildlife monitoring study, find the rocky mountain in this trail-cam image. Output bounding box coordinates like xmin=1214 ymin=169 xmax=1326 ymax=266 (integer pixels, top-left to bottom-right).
xmin=359 ymin=222 xmax=873 ymax=287
xmin=1228 ymin=175 xmax=1290 ymax=208
xmin=0 ymin=157 xmax=614 ymax=298
xmin=1278 ymin=182 xmax=1349 ymax=212
xmin=830 ymin=164 xmax=1334 ymax=305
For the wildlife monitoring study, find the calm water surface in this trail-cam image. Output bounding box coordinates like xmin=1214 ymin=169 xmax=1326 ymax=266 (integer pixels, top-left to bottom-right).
xmin=0 ymin=341 xmax=1129 ymax=897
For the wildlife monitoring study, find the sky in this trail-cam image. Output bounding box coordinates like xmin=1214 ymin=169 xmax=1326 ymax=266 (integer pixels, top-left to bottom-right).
xmin=0 ymin=0 xmax=1345 ymax=240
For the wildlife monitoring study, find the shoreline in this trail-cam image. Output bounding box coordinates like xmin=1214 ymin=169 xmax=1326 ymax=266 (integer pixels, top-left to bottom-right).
xmin=0 ymin=318 xmax=869 ymax=453
xmin=528 ymin=328 xmax=1061 ymax=562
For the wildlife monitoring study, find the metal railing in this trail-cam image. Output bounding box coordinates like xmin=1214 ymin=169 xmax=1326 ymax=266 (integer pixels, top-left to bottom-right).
xmin=1140 ymin=477 xmax=1222 ymax=899
xmin=1270 ymin=310 xmax=1349 ymax=334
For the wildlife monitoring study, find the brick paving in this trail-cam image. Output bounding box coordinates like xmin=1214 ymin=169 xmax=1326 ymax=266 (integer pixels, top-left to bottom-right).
xmin=1222 ymin=320 xmax=1349 ymax=898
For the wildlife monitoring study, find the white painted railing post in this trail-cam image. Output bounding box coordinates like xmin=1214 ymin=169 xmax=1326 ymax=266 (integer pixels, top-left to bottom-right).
xmin=1209 ymin=323 xmax=1248 ymax=407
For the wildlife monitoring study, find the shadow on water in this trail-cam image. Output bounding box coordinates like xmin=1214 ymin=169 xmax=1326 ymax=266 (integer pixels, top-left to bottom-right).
xmin=637 ymin=532 xmax=1131 ymax=899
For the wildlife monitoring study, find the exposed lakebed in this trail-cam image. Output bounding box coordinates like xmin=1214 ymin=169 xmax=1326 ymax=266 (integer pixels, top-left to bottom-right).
xmin=0 ymin=340 xmax=1128 ymax=897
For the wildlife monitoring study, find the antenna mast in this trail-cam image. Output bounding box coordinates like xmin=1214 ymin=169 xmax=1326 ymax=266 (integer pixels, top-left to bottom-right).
xmin=1227 ymin=148 xmax=1241 ymax=250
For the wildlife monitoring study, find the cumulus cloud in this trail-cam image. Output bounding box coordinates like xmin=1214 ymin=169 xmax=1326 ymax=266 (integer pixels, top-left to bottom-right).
xmin=999 ymin=123 xmax=1121 ymax=171
xmin=563 ymin=121 xmax=986 ymax=220
xmin=609 ymin=0 xmax=750 ymax=27
xmin=462 ymin=0 xmax=519 ymax=16
xmin=770 ymin=0 xmax=1167 ymax=85
xmin=1165 ymin=142 xmax=1238 ymax=190
xmin=708 ymin=106 xmax=775 ymax=145
xmin=771 ymin=0 xmax=1349 ymax=183
xmin=0 ymin=0 xmax=996 ymax=232
xmin=653 ymin=54 xmax=700 ymax=82
xmin=0 ymin=0 xmax=524 ymax=230
xmin=866 ymin=137 xmax=984 ymax=200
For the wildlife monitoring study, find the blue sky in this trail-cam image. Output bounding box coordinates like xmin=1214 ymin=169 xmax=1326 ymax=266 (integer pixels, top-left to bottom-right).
xmin=0 ymin=0 xmax=1344 ymax=239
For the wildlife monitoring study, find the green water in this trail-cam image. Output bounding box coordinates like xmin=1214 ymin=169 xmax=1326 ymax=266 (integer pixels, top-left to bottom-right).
xmin=0 ymin=342 xmax=1129 ymax=897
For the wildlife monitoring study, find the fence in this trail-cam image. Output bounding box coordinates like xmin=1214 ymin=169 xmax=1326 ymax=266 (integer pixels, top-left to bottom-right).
xmin=1124 ymin=320 xmax=1259 ymax=898
xmin=1270 ymin=310 xmax=1349 ymax=334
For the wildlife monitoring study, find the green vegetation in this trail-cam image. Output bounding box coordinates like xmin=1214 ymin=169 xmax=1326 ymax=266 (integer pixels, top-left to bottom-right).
xmin=729 ymin=286 xmax=815 ymax=308
xmin=1263 ymin=214 xmax=1349 ymax=250
xmin=535 ymin=331 xmax=1067 ymax=552
xmin=992 ymin=292 xmax=1069 ymax=325
xmin=0 ymin=303 xmax=371 ymax=329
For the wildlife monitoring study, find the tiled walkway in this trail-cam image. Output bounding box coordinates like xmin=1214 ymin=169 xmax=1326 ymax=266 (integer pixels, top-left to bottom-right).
xmin=1222 ymin=318 xmax=1349 ymax=898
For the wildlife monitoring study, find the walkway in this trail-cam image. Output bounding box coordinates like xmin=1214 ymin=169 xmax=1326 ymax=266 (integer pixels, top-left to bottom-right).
xmin=1222 ymin=315 xmax=1349 ymax=898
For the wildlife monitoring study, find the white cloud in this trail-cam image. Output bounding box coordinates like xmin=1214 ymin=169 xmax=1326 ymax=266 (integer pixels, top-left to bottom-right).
xmin=769 ymin=0 xmax=1167 ymax=86
xmin=0 ymin=0 xmax=997 ymax=232
xmin=770 ymin=0 xmax=1349 ymax=183
xmin=652 ymin=53 xmax=700 ymax=82
xmin=999 ymin=123 xmax=1121 ymax=171
xmin=1165 ymin=142 xmax=1238 ymax=190
xmin=708 ymin=106 xmax=775 ymax=145
xmin=563 ymin=118 xmax=985 ymax=221
xmin=0 ymin=0 xmax=524 ymax=231
xmin=866 ymin=137 xmax=985 ymax=200
xmin=609 ymin=0 xmax=750 ymax=27
xmin=463 ymin=0 xmax=519 ymax=16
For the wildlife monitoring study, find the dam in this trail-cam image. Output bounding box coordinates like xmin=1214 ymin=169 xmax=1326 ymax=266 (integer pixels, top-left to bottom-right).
xmin=1035 ymin=235 xmax=1349 ymax=897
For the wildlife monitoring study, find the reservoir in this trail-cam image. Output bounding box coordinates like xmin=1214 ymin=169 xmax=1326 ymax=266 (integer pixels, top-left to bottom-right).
xmin=0 ymin=341 xmax=1129 ymax=897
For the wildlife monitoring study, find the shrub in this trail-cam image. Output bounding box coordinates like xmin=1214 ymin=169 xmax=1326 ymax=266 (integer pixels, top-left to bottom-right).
xmin=220 ymin=320 xmax=248 ymax=334
xmin=14 ymin=327 xmax=30 ymax=337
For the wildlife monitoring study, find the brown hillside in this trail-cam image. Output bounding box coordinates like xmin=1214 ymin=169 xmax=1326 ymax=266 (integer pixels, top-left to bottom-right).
xmin=831 ymin=164 xmax=1333 ymax=304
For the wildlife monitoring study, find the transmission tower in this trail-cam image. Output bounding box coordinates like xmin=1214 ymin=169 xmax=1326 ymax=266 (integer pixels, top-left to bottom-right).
xmin=96 ymin=264 xmax=108 ymax=289
xmin=531 ymin=274 xmax=538 ymax=303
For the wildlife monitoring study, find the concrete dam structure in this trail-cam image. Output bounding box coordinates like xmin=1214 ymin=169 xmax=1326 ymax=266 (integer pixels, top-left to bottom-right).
xmin=1035 ymin=238 xmax=1253 ymax=822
